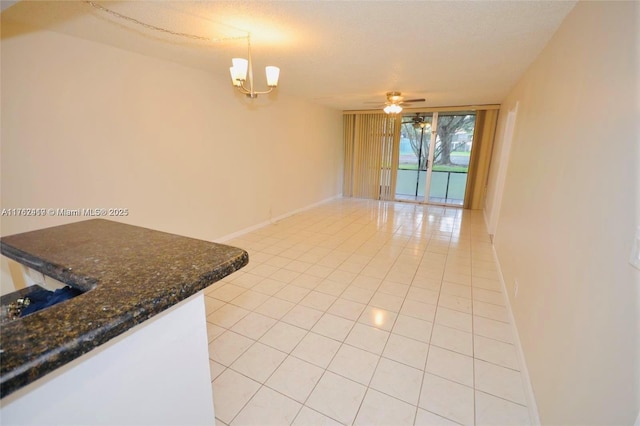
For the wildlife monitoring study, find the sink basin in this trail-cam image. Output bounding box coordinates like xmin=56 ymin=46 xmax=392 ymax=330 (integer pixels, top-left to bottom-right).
xmin=0 ymin=285 xmax=83 ymax=324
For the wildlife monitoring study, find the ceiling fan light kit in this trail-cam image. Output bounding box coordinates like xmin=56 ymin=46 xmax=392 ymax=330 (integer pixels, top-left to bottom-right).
xmin=403 ymin=113 xmax=431 ymax=129
xmin=386 ymin=92 xmax=404 ymax=103
xmin=384 ymin=104 xmax=403 ymax=114
xmin=381 ymin=91 xmax=425 ymax=114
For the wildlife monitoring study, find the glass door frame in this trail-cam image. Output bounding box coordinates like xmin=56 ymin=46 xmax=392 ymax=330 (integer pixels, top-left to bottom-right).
xmin=422 ymin=112 xmax=438 ymax=204
xmin=392 ymin=112 xmax=440 ymax=204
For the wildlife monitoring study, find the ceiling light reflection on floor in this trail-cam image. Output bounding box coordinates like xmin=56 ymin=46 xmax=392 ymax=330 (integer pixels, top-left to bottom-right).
xmin=374 ymin=310 xmax=385 ymax=327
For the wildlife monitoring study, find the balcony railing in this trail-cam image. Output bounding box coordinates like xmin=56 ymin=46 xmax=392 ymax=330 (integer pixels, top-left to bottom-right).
xmin=395 ymin=169 xmax=468 ymax=205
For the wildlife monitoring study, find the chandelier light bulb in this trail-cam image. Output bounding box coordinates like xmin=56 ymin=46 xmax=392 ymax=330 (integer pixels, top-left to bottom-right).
xmin=265 ymin=66 xmax=280 ymax=87
xmin=231 ymin=58 xmax=248 ymax=81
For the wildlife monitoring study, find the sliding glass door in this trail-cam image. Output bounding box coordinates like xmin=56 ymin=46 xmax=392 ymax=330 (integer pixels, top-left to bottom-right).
xmin=343 ymin=108 xmax=497 ymax=209
xmin=395 ymin=111 xmax=476 ymax=206
xmin=395 ymin=114 xmax=433 ymax=202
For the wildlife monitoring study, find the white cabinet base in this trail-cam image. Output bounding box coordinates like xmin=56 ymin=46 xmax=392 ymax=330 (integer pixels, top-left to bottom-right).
xmin=0 ymin=294 xmax=215 ymax=426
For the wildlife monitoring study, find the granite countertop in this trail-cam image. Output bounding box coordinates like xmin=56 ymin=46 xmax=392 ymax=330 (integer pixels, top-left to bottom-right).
xmin=0 ymin=219 xmax=248 ymax=398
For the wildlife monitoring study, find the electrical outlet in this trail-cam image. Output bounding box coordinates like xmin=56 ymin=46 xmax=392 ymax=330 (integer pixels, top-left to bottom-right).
xmin=630 ymin=227 xmax=640 ymax=271
xmin=514 ymin=279 xmax=519 ymax=298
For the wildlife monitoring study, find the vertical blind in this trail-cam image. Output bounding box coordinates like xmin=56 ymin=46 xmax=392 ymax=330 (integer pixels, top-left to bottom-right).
xmin=343 ymin=113 xmax=397 ymax=201
xmin=343 ymin=107 xmax=499 ymax=209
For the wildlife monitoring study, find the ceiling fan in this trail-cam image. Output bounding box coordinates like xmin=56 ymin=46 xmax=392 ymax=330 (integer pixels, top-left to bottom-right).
xmin=402 ymin=113 xmax=431 ymax=129
xmin=367 ymin=91 xmax=426 ymax=114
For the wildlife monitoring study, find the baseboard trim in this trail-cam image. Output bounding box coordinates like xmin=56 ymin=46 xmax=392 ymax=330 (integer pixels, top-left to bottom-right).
xmin=491 ymin=245 xmax=541 ymax=425
xmin=483 ymin=205 xmax=491 ymax=233
xmin=215 ymin=195 xmax=341 ymax=243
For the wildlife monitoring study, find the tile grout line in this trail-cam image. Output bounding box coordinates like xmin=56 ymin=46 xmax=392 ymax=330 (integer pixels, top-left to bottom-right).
xmin=209 ymin=201 xmax=524 ymax=425
xmin=269 ymin=207 xmax=395 ymax=426
xmin=412 ymin=209 xmax=451 ymax=426
xmin=288 ymin=209 xmax=399 ymax=426
xmin=335 ymin=211 xmax=422 ymax=424
xmin=470 ymin=223 xmax=478 ymax=426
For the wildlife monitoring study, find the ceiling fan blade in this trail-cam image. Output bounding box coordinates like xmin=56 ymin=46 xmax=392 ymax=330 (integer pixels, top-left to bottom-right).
xmin=403 ymin=98 xmax=426 ymax=103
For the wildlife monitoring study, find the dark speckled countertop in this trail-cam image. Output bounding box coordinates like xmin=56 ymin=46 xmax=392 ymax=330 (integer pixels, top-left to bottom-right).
xmin=0 ymin=219 xmax=248 ymax=398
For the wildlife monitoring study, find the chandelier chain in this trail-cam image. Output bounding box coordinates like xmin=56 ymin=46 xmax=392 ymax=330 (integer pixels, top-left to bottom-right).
xmin=85 ymin=1 xmax=247 ymax=43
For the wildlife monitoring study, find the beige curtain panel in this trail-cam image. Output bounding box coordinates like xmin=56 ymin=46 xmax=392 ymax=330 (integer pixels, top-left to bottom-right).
xmin=463 ymin=109 xmax=499 ymax=209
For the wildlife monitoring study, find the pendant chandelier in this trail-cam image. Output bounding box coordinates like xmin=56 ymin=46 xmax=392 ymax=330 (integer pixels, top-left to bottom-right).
xmin=229 ymin=35 xmax=280 ymax=98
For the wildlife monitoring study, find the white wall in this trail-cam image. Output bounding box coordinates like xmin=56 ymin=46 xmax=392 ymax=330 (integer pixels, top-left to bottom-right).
xmin=486 ymin=1 xmax=639 ymax=424
xmin=0 ymin=21 xmax=343 ymax=292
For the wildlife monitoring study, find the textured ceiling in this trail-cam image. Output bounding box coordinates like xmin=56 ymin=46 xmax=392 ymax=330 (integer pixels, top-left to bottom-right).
xmin=1 ymin=0 xmax=576 ymax=111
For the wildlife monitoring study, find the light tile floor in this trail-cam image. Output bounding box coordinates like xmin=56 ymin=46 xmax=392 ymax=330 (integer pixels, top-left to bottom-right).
xmin=205 ymin=199 xmax=531 ymax=426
